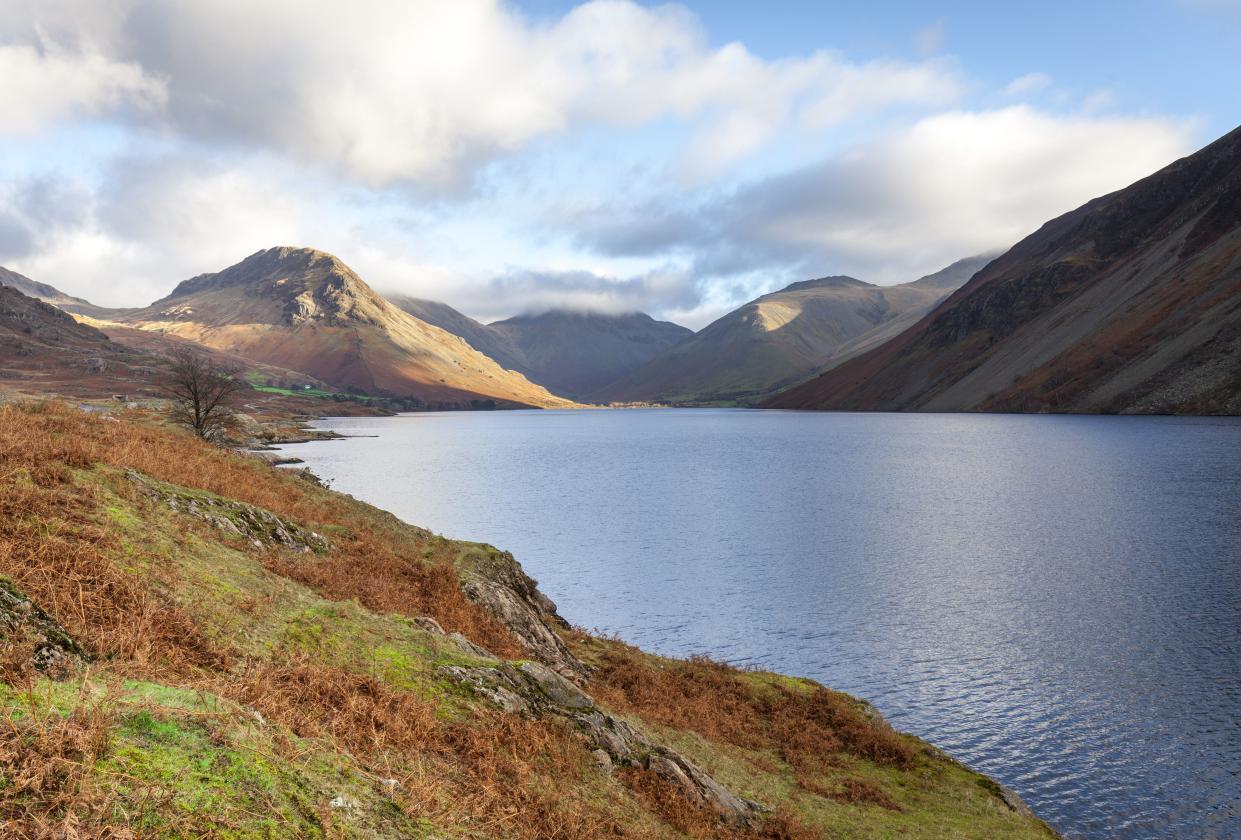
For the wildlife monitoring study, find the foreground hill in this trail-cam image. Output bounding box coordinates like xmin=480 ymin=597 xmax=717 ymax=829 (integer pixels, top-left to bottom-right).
xmin=768 ymin=126 xmax=1241 ymax=414
xmin=0 ymin=266 xmax=103 ymax=316
xmin=0 ymin=400 xmax=1058 ymax=838
xmin=0 ymin=283 xmax=161 ymax=397
xmin=600 ymin=257 xmax=988 ymax=405
xmin=110 ymin=248 xmax=574 ymax=409
xmin=390 ymin=297 xmax=693 ymax=400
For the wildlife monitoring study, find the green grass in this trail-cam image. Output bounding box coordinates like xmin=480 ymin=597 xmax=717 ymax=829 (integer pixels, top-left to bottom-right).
xmin=0 ymin=678 xmax=435 ymax=839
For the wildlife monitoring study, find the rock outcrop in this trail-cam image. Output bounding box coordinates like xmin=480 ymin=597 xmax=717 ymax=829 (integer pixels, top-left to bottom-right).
xmin=442 ymin=547 xmax=767 ymax=824
xmin=456 ymin=546 xmax=587 ymax=680
xmin=128 ymin=469 xmax=329 ymax=553
xmin=439 ymin=660 xmax=767 ymax=824
xmin=0 ymin=577 xmax=88 ymax=679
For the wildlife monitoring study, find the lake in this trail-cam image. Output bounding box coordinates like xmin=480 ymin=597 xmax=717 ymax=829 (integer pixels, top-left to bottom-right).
xmin=275 ymin=408 xmax=1241 ymax=839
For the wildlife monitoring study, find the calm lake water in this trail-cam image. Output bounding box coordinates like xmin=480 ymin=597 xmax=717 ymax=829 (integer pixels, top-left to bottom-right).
xmin=277 ymin=409 xmax=1241 ymax=839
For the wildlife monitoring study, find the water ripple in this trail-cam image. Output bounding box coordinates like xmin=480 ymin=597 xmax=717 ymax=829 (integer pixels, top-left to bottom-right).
xmin=278 ymin=409 xmax=1241 ymax=840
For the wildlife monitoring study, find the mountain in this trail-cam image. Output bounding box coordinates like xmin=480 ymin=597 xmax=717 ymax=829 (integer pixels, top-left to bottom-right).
xmin=489 ymin=310 xmax=693 ymax=398
xmin=598 ymin=256 xmax=989 ymax=405
xmin=110 ymin=247 xmax=574 ymax=409
xmin=386 ymin=295 xmax=527 ymax=372
xmin=389 ymin=298 xmax=693 ymax=399
xmin=767 ymin=125 xmax=1241 ymax=415
xmin=0 ymin=282 xmax=157 ymax=396
xmin=0 ymin=266 xmax=104 ymax=316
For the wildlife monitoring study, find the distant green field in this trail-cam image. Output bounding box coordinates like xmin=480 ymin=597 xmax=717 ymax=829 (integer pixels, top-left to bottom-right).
xmin=249 ymin=383 xmax=339 ymax=398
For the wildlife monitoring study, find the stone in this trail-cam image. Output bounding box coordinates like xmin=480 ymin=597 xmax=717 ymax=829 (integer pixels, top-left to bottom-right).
xmin=591 ymin=748 xmax=614 ymax=773
xmin=455 ymin=547 xmax=587 ymax=679
xmin=410 ymin=616 xmax=445 ymax=634
xmin=0 ymin=577 xmax=88 ymax=679
xmin=459 ymin=577 xmax=586 ymax=680
xmin=127 ymin=469 xmax=330 ymax=553
xmin=448 ymin=632 xmax=494 ymax=660
xmin=518 ymin=661 xmax=593 ymax=709
xmin=438 ymin=661 xmax=766 ymax=823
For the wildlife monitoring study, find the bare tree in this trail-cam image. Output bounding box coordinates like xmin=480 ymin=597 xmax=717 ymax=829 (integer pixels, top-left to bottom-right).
xmin=161 ymin=346 xmax=244 ymax=440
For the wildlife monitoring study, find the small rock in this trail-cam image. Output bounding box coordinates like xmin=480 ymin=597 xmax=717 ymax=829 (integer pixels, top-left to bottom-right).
xmin=411 ymin=616 xmax=445 ymax=634
xmin=591 ymin=748 xmax=613 ymax=773
xmin=448 ymin=632 xmax=495 ymax=659
xmin=328 ymin=795 xmax=356 ymax=810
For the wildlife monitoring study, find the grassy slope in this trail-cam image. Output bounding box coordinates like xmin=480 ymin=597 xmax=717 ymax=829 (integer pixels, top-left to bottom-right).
xmin=0 ymin=402 xmax=1058 ymax=839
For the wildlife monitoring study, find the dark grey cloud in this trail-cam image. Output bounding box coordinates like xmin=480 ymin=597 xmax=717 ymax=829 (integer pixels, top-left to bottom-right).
xmin=0 ymin=176 xmax=91 ymax=262
xmin=0 ymin=209 xmax=35 ymax=260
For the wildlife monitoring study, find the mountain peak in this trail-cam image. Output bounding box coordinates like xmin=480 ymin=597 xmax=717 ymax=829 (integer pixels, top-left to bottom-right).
xmin=159 ymin=246 xmax=387 ymax=327
xmin=779 ymin=275 xmax=869 ymax=294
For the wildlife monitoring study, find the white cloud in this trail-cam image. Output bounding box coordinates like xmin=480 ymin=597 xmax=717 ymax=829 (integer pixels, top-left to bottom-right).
xmin=0 ymin=43 xmax=164 ymax=134
xmin=1002 ymin=72 xmax=1053 ymax=98
xmin=0 ymin=3 xmax=1207 ymax=330
xmin=577 ymin=107 xmax=1196 ymax=285
xmin=2 ymin=156 xmax=314 ymax=307
xmin=454 ymin=266 xmax=703 ymax=323
xmin=3 ymin=0 xmax=964 ymax=189
xmin=735 ymin=108 xmax=1194 ymax=280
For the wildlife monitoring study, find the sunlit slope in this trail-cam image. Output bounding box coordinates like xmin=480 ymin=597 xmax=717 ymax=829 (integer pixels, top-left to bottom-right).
xmin=600 ymin=257 xmax=987 ymax=405
xmin=113 ymin=247 xmax=575 ymax=408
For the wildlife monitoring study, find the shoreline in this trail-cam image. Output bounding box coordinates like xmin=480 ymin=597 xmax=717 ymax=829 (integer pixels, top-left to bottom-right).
xmin=274 ymin=408 xmax=1061 ymax=838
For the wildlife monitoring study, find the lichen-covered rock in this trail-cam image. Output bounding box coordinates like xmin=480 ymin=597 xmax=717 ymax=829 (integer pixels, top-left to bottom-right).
xmin=438 ymin=661 xmax=766 ymax=824
xmin=646 ymin=750 xmax=766 ymax=822
xmin=517 ymin=661 xmax=594 ymax=709
xmin=447 ymin=632 xmax=494 ymax=660
xmin=0 ymin=577 xmax=88 ymax=679
xmin=456 ymin=547 xmax=586 ymax=680
xmin=127 ymin=469 xmax=329 ymax=553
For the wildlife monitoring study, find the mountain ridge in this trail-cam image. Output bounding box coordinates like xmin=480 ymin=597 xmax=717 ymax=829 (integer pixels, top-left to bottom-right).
xmin=389 ymin=298 xmax=693 ymax=399
xmin=766 ymin=124 xmax=1241 ymax=414
xmin=597 ymin=256 xmax=991 ymax=405
xmin=110 ymin=247 xmax=576 ymax=408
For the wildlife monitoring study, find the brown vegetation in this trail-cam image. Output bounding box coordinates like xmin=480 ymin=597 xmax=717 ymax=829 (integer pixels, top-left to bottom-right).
xmin=0 ymin=400 xmax=1051 ymax=839
xmin=619 ymin=768 xmax=819 ymax=840
xmin=0 ymin=400 xmax=520 ymax=659
xmin=0 ymin=689 xmax=116 ymax=836
xmin=585 ymin=640 xmax=917 ymax=773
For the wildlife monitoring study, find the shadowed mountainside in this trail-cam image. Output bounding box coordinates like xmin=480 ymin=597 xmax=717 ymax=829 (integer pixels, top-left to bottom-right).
xmin=767 ymin=125 xmax=1241 ymax=414
xmin=490 ymin=310 xmax=693 ymax=399
xmin=0 ymin=266 xmax=109 ymax=317
xmin=105 ymin=247 xmax=575 ymax=409
xmin=390 ymin=297 xmax=693 ymax=400
xmin=0 ymin=284 xmax=158 ymax=397
xmin=386 ymin=295 xmax=528 ymax=372
xmin=599 ymin=257 xmax=989 ymax=405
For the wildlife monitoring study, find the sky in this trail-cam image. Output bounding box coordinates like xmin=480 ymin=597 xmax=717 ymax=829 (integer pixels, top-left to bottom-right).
xmin=0 ymin=1 xmax=1237 ymax=329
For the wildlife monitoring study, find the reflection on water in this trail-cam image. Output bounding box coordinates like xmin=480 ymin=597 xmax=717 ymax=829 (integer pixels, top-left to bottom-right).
xmin=277 ymin=409 xmax=1241 ymax=839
